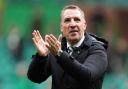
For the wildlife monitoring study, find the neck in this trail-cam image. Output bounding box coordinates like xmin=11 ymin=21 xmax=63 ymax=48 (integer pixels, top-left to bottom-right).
xmin=67 ymin=35 xmax=85 ymax=47
xmin=69 ymin=41 xmax=79 ymax=46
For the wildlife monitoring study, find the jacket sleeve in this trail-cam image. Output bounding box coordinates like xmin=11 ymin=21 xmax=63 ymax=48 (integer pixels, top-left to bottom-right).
xmin=27 ymin=53 xmax=51 ymax=83
xmin=56 ymin=44 xmax=108 ymax=83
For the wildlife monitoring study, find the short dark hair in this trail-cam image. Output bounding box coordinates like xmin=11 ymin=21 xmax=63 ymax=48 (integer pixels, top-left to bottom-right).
xmin=61 ymin=4 xmax=85 ymax=19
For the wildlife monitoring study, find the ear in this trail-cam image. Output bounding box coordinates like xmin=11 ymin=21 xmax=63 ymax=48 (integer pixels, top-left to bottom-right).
xmin=83 ymin=21 xmax=87 ymax=31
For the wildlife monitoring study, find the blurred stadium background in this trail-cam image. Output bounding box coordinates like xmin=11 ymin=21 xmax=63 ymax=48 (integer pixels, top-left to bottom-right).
xmin=0 ymin=0 xmax=128 ymax=89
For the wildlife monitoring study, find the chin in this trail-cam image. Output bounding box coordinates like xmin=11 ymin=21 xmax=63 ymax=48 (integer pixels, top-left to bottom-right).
xmin=68 ymin=38 xmax=79 ymax=44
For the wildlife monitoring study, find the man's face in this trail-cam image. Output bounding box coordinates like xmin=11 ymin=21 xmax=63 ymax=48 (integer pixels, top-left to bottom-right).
xmin=61 ymin=9 xmax=87 ymax=45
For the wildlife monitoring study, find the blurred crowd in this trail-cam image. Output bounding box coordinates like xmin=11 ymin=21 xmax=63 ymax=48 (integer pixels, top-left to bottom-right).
xmin=0 ymin=0 xmax=128 ymax=89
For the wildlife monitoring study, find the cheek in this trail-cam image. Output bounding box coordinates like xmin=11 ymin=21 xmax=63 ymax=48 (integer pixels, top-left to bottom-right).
xmin=61 ymin=28 xmax=67 ymax=37
xmin=80 ymin=24 xmax=86 ymax=32
xmin=61 ymin=25 xmax=68 ymax=33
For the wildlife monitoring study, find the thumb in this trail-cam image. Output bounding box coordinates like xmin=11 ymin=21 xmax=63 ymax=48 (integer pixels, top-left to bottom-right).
xmin=58 ymin=34 xmax=62 ymax=42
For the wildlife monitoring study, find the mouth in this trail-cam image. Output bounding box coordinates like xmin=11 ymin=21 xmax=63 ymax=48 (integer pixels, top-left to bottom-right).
xmin=69 ymin=30 xmax=78 ymax=33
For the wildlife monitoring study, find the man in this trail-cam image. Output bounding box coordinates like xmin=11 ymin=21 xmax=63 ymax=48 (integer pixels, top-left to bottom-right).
xmin=27 ymin=5 xmax=108 ymax=89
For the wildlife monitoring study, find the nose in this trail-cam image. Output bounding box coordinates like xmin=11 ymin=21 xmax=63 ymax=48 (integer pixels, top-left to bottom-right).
xmin=69 ymin=19 xmax=76 ymax=29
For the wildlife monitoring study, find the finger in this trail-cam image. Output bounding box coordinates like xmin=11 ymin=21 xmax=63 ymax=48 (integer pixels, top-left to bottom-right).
xmin=33 ymin=30 xmax=40 ymax=42
xmin=32 ymin=30 xmax=36 ymax=38
xmin=46 ymin=37 xmax=53 ymax=46
xmin=32 ymin=30 xmax=37 ymax=37
xmin=37 ymin=30 xmax=46 ymax=44
xmin=46 ymin=43 xmax=56 ymax=55
xmin=46 ymin=35 xmax=60 ymax=53
xmin=45 ymin=39 xmax=55 ymax=52
xmin=32 ymin=37 xmax=38 ymax=47
xmin=49 ymin=35 xmax=59 ymax=46
xmin=45 ymin=35 xmax=48 ymax=42
xmin=46 ymin=35 xmax=55 ymax=45
xmin=46 ymin=37 xmax=57 ymax=52
xmin=50 ymin=34 xmax=61 ymax=48
xmin=36 ymin=30 xmax=41 ymax=40
xmin=45 ymin=35 xmax=52 ymax=48
xmin=45 ymin=35 xmax=51 ymax=45
xmin=50 ymin=34 xmax=57 ymax=42
xmin=45 ymin=37 xmax=59 ymax=55
xmin=37 ymin=30 xmax=43 ymax=40
xmin=32 ymin=30 xmax=39 ymax=42
xmin=32 ymin=31 xmax=39 ymax=44
xmin=44 ymin=41 xmax=49 ymax=47
xmin=45 ymin=42 xmax=51 ymax=49
xmin=35 ymin=30 xmax=38 ymax=37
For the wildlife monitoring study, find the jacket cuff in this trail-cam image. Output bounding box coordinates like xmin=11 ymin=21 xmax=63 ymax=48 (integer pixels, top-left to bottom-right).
xmin=36 ymin=53 xmax=48 ymax=59
xmin=31 ymin=52 xmax=48 ymax=62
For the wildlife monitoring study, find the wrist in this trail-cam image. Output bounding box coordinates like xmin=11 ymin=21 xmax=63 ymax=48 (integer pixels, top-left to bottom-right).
xmin=57 ymin=50 xmax=63 ymax=56
xmin=37 ymin=52 xmax=48 ymax=57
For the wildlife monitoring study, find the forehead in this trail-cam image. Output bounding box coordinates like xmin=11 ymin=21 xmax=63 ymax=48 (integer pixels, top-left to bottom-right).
xmin=62 ymin=9 xmax=82 ymax=19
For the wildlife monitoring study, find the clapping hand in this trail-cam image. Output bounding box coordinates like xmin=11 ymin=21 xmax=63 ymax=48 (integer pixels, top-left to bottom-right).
xmin=32 ymin=30 xmax=49 ymax=56
xmin=45 ymin=34 xmax=62 ymax=56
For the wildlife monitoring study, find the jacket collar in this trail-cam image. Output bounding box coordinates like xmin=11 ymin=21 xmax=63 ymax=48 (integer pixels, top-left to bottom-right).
xmin=82 ymin=32 xmax=92 ymax=47
xmin=61 ymin=32 xmax=92 ymax=50
xmin=89 ymin=33 xmax=108 ymax=50
xmin=61 ymin=32 xmax=108 ymax=50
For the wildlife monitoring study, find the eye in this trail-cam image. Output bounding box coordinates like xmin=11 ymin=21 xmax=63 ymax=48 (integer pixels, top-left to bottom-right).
xmin=64 ymin=18 xmax=71 ymax=23
xmin=74 ymin=17 xmax=81 ymax=22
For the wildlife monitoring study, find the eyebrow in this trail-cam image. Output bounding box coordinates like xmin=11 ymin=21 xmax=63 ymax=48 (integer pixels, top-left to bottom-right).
xmin=64 ymin=18 xmax=71 ymax=22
